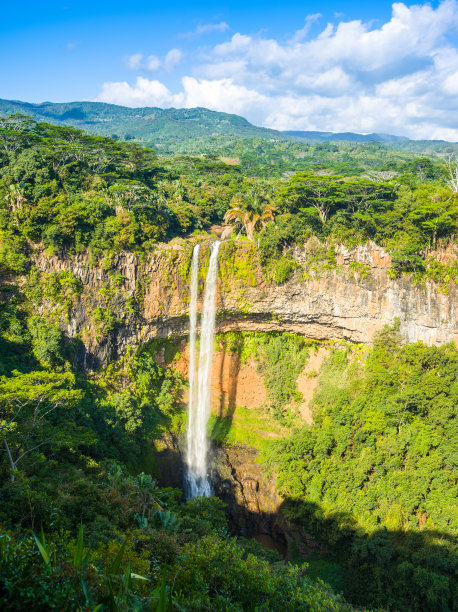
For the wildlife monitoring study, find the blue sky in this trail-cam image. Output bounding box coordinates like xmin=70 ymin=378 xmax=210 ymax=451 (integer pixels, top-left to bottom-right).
xmin=1 ymin=1 xmax=458 ymax=138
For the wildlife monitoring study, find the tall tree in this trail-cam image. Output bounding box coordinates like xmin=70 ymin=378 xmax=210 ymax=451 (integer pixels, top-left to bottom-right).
xmin=277 ymin=173 xmax=345 ymax=225
xmin=0 ymin=370 xmax=84 ymax=480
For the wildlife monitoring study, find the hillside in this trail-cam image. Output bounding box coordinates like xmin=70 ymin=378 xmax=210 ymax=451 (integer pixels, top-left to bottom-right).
xmin=0 ymin=98 xmax=285 ymax=143
xmin=285 ymin=129 xmax=458 ymax=155
xmin=2 ymin=98 xmax=458 ymax=162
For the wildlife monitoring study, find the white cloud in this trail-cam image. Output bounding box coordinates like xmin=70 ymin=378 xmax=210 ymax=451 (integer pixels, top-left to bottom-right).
xmin=145 ymin=55 xmax=161 ymax=72
xmin=97 ymin=75 xmax=264 ymax=114
xmin=181 ymin=77 xmax=266 ymax=115
xmin=443 ymin=70 xmax=458 ymax=93
xmin=165 ymin=48 xmax=183 ymax=71
xmin=124 ymin=53 xmax=143 ymax=70
xmin=291 ymin=13 xmax=322 ymax=42
xmin=179 ymin=21 xmax=230 ymax=38
xmin=100 ymin=1 xmax=458 ymax=140
xmin=123 ymin=49 xmax=184 ymax=72
xmin=98 ymin=77 xmax=184 ymax=107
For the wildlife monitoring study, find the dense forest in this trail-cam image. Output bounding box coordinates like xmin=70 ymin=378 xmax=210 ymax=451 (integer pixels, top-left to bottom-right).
xmin=266 ymin=328 xmax=457 ymax=610
xmin=0 ymin=114 xmax=456 ymax=610
xmin=1 ymin=114 xmax=457 ymax=281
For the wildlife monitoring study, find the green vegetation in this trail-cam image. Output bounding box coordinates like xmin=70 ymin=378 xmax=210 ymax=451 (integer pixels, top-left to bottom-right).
xmin=223 ymin=187 xmax=275 ymax=241
xmin=1 ymin=114 xmax=457 ymax=290
xmin=209 ymin=405 xmax=289 ymax=452
xmin=265 ymin=325 xmax=458 ymax=611
xmin=0 ymin=471 xmax=350 ymax=610
xmin=0 ymin=99 xmax=285 ymax=143
xmin=219 ymin=241 xmax=257 ymax=303
xmin=0 ymin=310 xmax=350 ymax=609
xmin=2 ymin=98 xmax=457 ymax=159
xmin=0 ymin=109 xmax=456 ymax=611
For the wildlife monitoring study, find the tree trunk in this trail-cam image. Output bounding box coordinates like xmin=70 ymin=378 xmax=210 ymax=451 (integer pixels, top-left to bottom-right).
xmin=3 ymin=438 xmax=16 ymax=482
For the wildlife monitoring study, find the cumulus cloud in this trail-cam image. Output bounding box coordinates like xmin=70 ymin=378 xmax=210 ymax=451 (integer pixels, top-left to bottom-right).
xmin=97 ymin=75 xmax=265 ymax=114
xmin=100 ymin=1 xmax=458 ymax=139
xmin=98 ymin=77 xmax=184 ymax=107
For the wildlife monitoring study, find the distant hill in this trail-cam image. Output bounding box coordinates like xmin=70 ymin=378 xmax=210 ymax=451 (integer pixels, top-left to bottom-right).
xmin=1 ymin=99 xmax=456 ymax=153
xmin=0 ymin=98 xmax=410 ymax=145
xmin=283 ymin=130 xmax=410 ymax=143
xmin=0 ymin=99 xmax=286 ymax=142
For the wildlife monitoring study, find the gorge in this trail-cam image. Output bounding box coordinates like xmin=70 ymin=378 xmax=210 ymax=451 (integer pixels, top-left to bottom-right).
xmin=29 ymin=236 xmax=458 ymax=551
xmin=1 ymin=116 xmax=456 ymax=611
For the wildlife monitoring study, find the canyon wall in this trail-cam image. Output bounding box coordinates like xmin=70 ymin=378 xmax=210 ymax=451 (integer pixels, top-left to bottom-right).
xmin=32 ymin=240 xmax=457 ymax=368
xmin=33 ymin=238 xmax=453 ymax=554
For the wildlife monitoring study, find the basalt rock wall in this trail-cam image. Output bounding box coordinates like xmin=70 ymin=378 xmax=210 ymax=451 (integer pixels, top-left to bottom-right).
xmin=31 ymin=240 xmax=457 ymax=368
xmin=156 ymin=435 xmax=321 ymax=558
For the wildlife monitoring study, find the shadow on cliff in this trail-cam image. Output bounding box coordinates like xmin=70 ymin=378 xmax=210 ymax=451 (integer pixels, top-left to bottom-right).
xmin=0 ymin=335 xmax=40 ymax=375
xmin=151 ymin=437 xmax=455 ymax=611
xmin=210 ymin=345 xmax=241 ymax=443
xmin=154 ymin=438 xmax=185 ymax=491
xmin=221 ymin=493 xmax=456 ymax=612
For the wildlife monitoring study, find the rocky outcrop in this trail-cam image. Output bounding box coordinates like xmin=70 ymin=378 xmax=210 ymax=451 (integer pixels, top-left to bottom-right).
xmin=31 ymin=240 xmax=457 ymax=368
xmin=213 ymin=445 xmax=326 ymax=559
xmin=152 ymin=428 xmax=327 ymax=558
xmin=154 ymin=433 xmax=291 ymax=553
xmin=213 ymin=446 xmax=281 ymax=536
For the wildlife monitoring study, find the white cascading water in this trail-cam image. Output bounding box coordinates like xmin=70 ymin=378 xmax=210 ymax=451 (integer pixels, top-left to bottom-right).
xmin=186 ymin=241 xmax=221 ymax=498
xmin=186 ymin=243 xmax=200 ymax=496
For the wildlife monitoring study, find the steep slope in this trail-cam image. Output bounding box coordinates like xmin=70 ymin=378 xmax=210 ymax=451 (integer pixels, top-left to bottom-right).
xmin=31 ymin=240 xmax=457 ymax=369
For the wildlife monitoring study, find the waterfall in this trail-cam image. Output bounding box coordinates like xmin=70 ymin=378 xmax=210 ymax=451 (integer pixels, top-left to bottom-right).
xmin=186 ymin=241 xmax=220 ymax=498
xmin=186 ymin=243 xmax=200 ymax=497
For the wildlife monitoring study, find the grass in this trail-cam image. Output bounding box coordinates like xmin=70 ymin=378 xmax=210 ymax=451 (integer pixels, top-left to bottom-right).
xmin=208 ymin=404 xmax=291 ymax=452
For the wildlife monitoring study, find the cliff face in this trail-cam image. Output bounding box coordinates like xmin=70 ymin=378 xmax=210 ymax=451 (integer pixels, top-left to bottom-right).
xmin=32 ymin=240 xmax=457 ymax=367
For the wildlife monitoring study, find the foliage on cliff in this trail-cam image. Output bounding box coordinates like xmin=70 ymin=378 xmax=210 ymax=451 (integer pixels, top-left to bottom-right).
xmin=265 ymin=325 xmax=457 ymax=610
xmin=217 ymin=331 xmax=313 ymax=422
xmin=259 ymin=176 xmax=457 ymax=283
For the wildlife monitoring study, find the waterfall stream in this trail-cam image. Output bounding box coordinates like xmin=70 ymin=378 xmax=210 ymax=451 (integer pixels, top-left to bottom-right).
xmin=186 ymin=244 xmax=200 ymax=497
xmin=186 ymin=241 xmax=220 ymax=498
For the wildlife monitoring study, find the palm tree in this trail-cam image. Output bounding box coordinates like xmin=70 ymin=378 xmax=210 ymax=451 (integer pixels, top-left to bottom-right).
xmin=5 ymin=183 xmax=27 ymax=212
xmin=4 ymin=184 xmax=27 ymax=227
xmin=224 ymin=187 xmax=276 ymax=242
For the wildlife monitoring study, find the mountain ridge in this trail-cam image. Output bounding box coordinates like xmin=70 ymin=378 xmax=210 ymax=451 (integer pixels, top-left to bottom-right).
xmin=1 ymin=97 xmax=455 ymax=146
xmin=283 ymin=129 xmax=410 ymax=143
xmin=0 ymin=98 xmax=285 ymax=142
